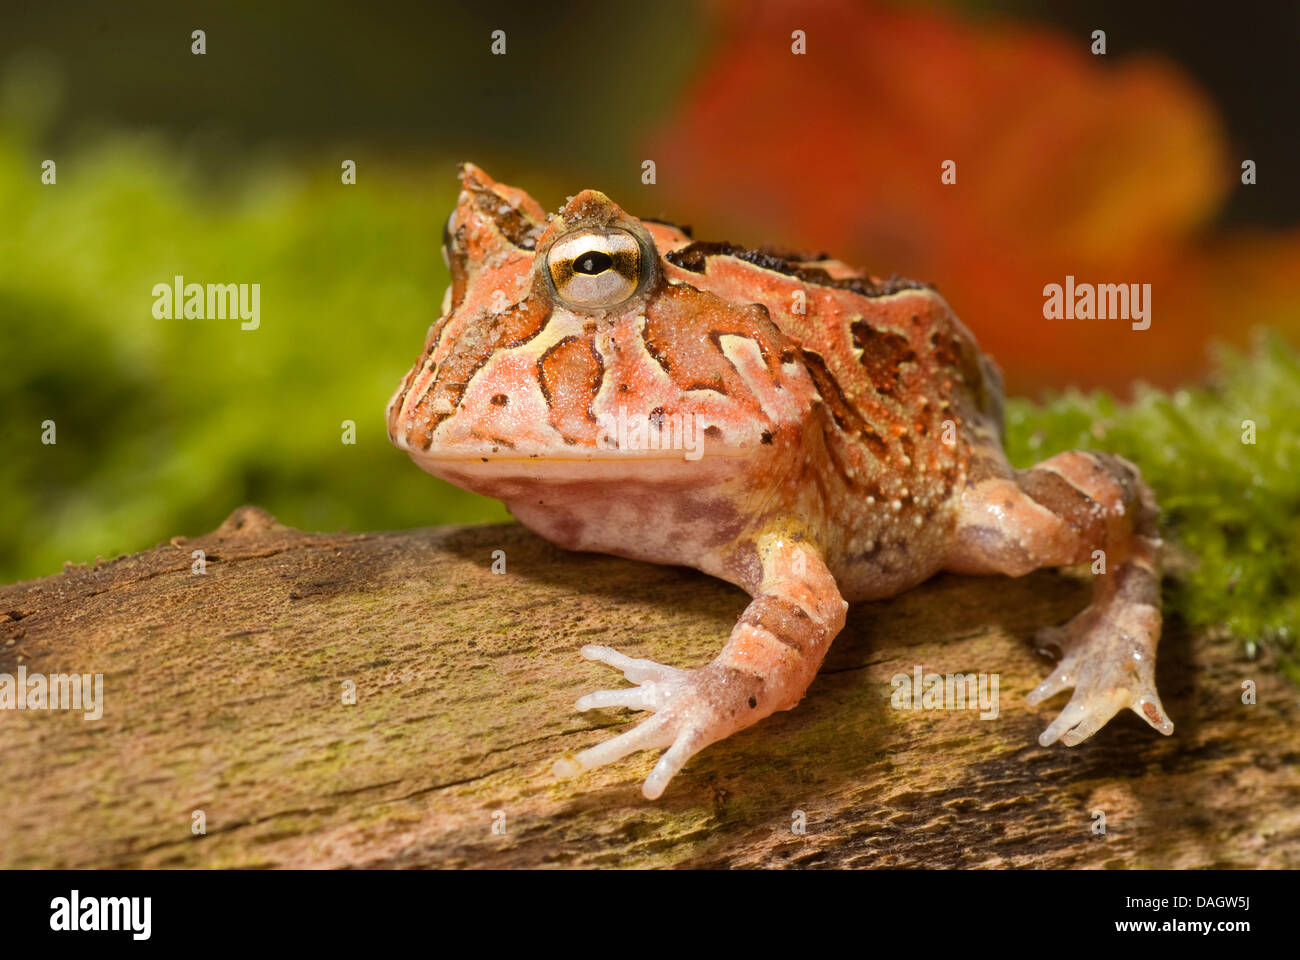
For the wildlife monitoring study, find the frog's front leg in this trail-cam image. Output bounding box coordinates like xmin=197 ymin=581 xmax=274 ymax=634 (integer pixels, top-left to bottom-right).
xmin=553 ymin=533 xmax=847 ymax=799
xmin=947 ymin=449 xmax=1174 ymax=746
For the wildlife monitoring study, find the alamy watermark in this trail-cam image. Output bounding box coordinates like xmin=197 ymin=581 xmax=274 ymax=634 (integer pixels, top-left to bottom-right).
xmin=0 ymin=667 xmax=103 ymax=720
xmin=890 ymin=664 xmax=999 ymax=719
xmin=152 ymin=275 xmax=260 ymax=330
xmin=50 ymin=890 xmax=150 ymax=940
xmin=1043 ymin=275 xmax=1150 ymax=330
xmin=596 ymin=406 xmax=705 ymax=460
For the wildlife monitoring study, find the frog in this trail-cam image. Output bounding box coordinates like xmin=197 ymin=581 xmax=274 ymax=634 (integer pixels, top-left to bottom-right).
xmin=386 ymin=163 xmax=1174 ymax=800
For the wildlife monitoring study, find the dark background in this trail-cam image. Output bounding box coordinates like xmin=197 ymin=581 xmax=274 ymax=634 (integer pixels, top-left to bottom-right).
xmin=3 ymin=0 xmax=1296 ymax=224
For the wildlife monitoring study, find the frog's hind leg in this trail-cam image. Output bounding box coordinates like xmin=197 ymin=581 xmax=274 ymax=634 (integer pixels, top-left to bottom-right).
xmin=946 ymin=450 xmax=1173 ymax=747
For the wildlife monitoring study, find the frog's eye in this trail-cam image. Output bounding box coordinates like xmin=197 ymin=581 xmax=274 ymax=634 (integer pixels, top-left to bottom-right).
xmin=546 ymin=228 xmax=644 ymax=309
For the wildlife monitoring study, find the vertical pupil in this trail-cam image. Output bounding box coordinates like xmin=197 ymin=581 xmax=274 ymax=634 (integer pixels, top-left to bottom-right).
xmin=575 ymin=251 xmax=614 ymax=275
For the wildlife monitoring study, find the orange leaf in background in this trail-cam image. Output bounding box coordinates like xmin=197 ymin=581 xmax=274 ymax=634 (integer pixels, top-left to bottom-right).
xmin=649 ymin=0 xmax=1300 ymax=392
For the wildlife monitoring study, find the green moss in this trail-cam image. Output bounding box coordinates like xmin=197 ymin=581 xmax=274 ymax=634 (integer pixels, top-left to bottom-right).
xmin=0 ymin=108 xmax=509 ymax=585
xmin=1004 ymin=331 xmax=1300 ymax=681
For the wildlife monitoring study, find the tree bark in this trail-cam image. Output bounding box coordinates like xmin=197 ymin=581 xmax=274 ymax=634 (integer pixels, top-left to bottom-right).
xmin=1 ymin=506 xmax=1296 ymax=868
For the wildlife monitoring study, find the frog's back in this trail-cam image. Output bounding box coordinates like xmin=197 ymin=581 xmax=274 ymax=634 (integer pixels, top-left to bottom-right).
xmin=656 ymin=235 xmax=1002 ymax=460
xmin=653 ymin=232 xmax=1005 ymax=594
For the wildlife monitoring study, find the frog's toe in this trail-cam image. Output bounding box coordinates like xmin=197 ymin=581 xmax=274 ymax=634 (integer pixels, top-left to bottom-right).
xmin=553 ymin=644 xmax=692 ymax=794
xmin=553 ymin=711 xmax=675 ymax=782
xmin=642 ymin=729 xmax=707 ymax=799
xmin=579 ymin=644 xmax=685 ymax=685
xmin=1036 ymin=688 xmax=1127 ymax=747
xmin=552 ymin=690 xmax=710 ymax=800
xmin=1025 ymin=655 xmax=1073 ymax=706
xmin=555 ymin=649 xmax=756 ymax=798
xmin=553 ymin=714 xmax=707 ymax=800
xmin=1037 ymin=681 xmax=1172 ymax=747
xmin=574 ymin=687 xmax=655 ymax=711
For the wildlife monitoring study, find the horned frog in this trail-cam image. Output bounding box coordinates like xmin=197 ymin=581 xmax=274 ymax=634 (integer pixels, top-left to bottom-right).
xmin=387 ymin=164 xmax=1173 ymax=799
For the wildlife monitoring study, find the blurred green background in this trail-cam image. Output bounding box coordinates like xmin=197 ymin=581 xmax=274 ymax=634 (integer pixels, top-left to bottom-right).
xmin=1 ymin=0 xmax=710 ymax=580
xmin=2 ymin=0 xmax=1298 ymax=677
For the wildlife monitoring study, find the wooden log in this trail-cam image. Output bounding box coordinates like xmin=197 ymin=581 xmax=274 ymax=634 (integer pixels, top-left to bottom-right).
xmin=1 ymin=506 xmax=1296 ymax=868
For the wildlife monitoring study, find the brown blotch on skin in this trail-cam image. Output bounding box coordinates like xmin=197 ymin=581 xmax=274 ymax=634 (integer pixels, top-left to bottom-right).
xmin=845 ymin=540 xmax=885 ymax=566
xmin=738 ymin=596 xmax=819 ymax=657
xmin=851 ymin=319 xmax=917 ymax=396
xmin=490 ymin=393 xmax=509 ymax=407
xmin=939 ymin=464 xmax=961 ymax=499
xmin=695 ymin=666 xmax=765 ymax=724
xmin=418 ymin=296 xmax=551 ymax=435
xmin=929 ymin=329 xmax=963 ymax=370
xmin=418 ymin=311 xmax=455 ymax=369
xmin=673 ymin=496 xmax=745 ymax=547
xmin=665 ymin=240 xmax=928 ymax=298
xmin=547 ymin=510 xmax=587 ymax=550
xmin=800 ymin=349 xmax=888 ymax=459
xmin=686 ymin=375 xmax=728 ymax=394
xmin=408 ymin=411 xmax=449 ymax=451
xmin=1019 ymin=468 xmax=1106 ymax=556
xmin=469 ymin=182 xmax=542 ymax=250
xmin=897 ymin=430 xmax=916 ymax=464
xmin=723 ymin=539 xmax=762 ymax=592
xmin=445 ymin=234 xmax=470 ymax=310
xmin=930 ymin=327 xmax=996 ymax=416
xmin=538 ymin=336 xmax=604 ymax=439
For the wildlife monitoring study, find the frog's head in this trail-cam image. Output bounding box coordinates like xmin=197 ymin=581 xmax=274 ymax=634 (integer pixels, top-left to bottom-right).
xmin=386 ymin=164 xmax=812 ymax=495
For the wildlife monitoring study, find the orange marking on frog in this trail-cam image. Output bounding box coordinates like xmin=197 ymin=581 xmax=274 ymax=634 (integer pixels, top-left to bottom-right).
xmin=641 ymin=284 xmax=785 ymax=394
xmin=538 ymin=335 xmax=604 ymax=444
xmin=394 ymin=296 xmax=551 ymax=451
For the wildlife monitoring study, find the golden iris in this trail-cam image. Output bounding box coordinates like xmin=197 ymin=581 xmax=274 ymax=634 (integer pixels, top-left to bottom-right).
xmin=547 ymin=229 xmax=643 ymax=308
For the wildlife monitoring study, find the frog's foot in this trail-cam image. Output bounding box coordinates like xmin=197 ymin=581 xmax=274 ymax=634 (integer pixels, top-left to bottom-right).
xmin=1026 ymin=599 xmax=1174 ymax=747
xmin=947 ymin=449 xmax=1175 ymax=748
xmin=552 ymin=644 xmax=763 ymax=800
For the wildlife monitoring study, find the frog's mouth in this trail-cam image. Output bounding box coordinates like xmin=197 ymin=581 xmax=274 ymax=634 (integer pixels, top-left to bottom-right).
xmin=403 ymin=444 xmax=751 ymax=496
